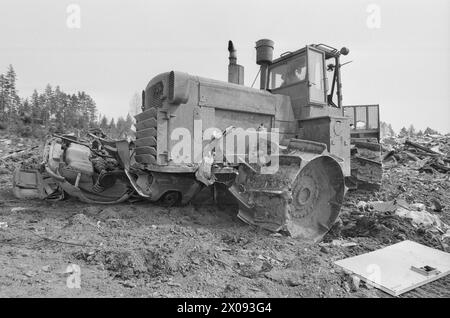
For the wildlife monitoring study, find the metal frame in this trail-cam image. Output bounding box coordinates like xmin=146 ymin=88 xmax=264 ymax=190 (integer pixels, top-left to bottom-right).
xmin=344 ymin=104 xmax=380 ymax=141
xmin=306 ymin=45 xmax=327 ymax=106
xmin=268 ymin=45 xmax=328 ymax=107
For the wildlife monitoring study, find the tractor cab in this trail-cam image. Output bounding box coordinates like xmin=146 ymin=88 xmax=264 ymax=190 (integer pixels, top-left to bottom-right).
xmin=256 ymin=40 xmax=349 ymax=120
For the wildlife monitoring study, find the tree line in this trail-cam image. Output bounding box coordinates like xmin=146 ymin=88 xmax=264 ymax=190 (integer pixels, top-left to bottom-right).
xmin=0 ymin=64 xmax=134 ymax=139
xmin=0 ymin=64 xmax=443 ymax=140
xmin=380 ymin=121 xmax=442 ymax=139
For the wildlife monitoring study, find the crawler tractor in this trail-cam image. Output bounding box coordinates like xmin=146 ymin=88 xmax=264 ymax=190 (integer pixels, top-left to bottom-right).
xmin=15 ymin=39 xmax=382 ymax=241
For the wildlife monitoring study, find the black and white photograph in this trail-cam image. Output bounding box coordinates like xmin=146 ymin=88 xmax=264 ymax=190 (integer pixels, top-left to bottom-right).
xmin=0 ymin=0 xmax=449 ymax=303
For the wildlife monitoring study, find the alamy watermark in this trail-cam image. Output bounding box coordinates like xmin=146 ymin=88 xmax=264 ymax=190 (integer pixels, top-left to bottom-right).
xmin=66 ymin=264 xmax=81 ymax=289
xmin=169 ymin=121 xmax=280 ymax=173
xmin=66 ymin=4 xmax=81 ymax=29
xmin=366 ymin=4 xmax=381 ymax=29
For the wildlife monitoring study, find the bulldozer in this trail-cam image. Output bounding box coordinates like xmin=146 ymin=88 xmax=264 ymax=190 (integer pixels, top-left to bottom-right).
xmin=13 ymin=39 xmax=382 ymax=242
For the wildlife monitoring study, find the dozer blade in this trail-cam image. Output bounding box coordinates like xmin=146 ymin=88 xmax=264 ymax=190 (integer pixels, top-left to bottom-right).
xmin=350 ymin=141 xmax=382 ymax=190
xmin=228 ymin=154 xmax=345 ymax=242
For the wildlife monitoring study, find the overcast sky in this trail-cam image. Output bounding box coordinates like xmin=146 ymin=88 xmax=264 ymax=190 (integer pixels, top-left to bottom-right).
xmin=0 ymin=0 xmax=448 ymax=133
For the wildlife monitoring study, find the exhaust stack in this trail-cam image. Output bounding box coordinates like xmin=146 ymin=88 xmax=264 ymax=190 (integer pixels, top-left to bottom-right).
xmin=228 ymin=41 xmax=244 ymax=85
xmin=255 ymin=39 xmax=274 ymax=90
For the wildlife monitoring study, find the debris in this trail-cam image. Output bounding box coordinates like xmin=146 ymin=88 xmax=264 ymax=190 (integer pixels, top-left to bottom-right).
xmin=350 ymin=275 xmax=360 ymax=291
xmin=270 ymin=233 xmax=283 ymax=237
xmin=0 ymin=222 xmax=8 ymax=229
xmin=410 ymin=203 xmax=426 ymax=211
xmin=430 ymin=198 xmax=443 ymax=212
xmin=24 ymin=270 xmax=36 ymax=278
xmin=335 ymin=240 xmax=450 ymax=296
xmin=0 ymin=145 xmax=39 ymax=161
xmin=395 ymin=206 xmax=445 ymax=229
xmin=342 ymin=281 xmax=351 ymax=293
xmin=356 ymin=201 xmax=368 ymax=211
xmin=41 ymin=265 xmax=51 ymax=272
xmin=331 ymin=240 xmax=358 ymax=248
xmin=368 ymin=200 xmax=397 ymax=213
xmin=11 ymin=207 xmax=27 ymax=213
xmin=286 ymin=278 xmax=301 ymax=287
xmin=405 ymin=139 xmax=439 ymax=155
xmin=120 ymin=281 xmax=136 ymax=288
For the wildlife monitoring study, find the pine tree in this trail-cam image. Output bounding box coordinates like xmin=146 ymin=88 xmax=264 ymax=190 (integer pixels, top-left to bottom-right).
xmin=125 ymin=113 xmax=134 ymax=137
xmin=424 ymin=127 xmax=439 ymax=135
xmin=99 ymin=115 xmax=109 ymax=132
xmin=5 ymin=65 xmax=20 ymax=119
xmin=116 ymin=116 xmax=126 ymax=138
xmin=407 ymin=124 xmax=416 ymax=137
xmin=0 ymin=74 xmax=6 ymax=121
xmin=399 ymin=127 xmax=408 ymax=138
xmin=30 ymin=90 xmax=40 ymax=123
xmin=43 ymin=84 xmax=54 ymax=123
xmin=387 ymin=123 xmax=395 ymax=137
xmin=109 ymin=118 xmax=116 ymax=132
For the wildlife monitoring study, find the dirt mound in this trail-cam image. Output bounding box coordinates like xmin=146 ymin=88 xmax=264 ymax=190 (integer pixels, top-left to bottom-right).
xmin=73 ymin=247 xmax=175 ymax=280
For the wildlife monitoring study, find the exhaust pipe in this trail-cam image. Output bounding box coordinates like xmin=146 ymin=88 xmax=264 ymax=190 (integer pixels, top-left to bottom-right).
xmin=255 ymin=39 xmax=274 ymax=90
xmin=228 ymin=40 xmax=244 ymax=85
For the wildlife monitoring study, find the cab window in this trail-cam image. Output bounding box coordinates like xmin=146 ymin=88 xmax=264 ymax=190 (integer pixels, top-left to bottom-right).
xmin=269 ymin=55 xmax=306 ymax=90
xmin=308 ymin=50 xmax=326 ymax=103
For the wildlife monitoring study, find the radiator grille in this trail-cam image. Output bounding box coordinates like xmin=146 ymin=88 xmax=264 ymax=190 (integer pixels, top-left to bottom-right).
xmin=149 ymin=81 xmax=164 ymax=109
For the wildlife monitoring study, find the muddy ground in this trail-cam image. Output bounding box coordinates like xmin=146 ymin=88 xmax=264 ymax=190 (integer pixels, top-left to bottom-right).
xmin=0 ymin=135 xmax=449 ymax=298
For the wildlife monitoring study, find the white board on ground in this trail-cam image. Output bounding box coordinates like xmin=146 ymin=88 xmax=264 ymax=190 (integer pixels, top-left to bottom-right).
xmin=334 ymin=240 xmax=450 ymax=296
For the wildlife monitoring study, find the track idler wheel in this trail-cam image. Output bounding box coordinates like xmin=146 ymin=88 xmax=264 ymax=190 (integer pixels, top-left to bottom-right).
xmin=230 ymin=155 xmax=345 ymax=242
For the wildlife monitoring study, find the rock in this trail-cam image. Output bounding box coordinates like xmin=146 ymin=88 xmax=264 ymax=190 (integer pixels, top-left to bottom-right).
xmin=350 ymin=275 xmax=360 ymax=291
xmin=320 ymin=246 xmax=329 ymax=254
xmin=0 ymin=222 xmax=7 ymax=229
xmin=286 ymin=278 xmax=301 ymax=287
xmin=342 ymin=281 xmax=351 ymax=293
xmin=120 ymin=281 xmax=136 ymax=288
xmin=430 ymin=198 xmax=443 ymax=212
xmin=41 ymin=265 xmax=51 ymax=272
xmin=24 ymin=270 xmax=35 ymax=278
xmin=410 ymin=203 xmax=426 ymax=211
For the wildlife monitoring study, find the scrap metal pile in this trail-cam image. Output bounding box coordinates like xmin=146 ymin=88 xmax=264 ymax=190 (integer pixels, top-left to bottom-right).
xmin=10 ymin=130 xmax=135 ymax=204
xmin=326 ymin=133 xmax=450 ymax=253
xmin=382 ymin=134 xmax=450 ymax=174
